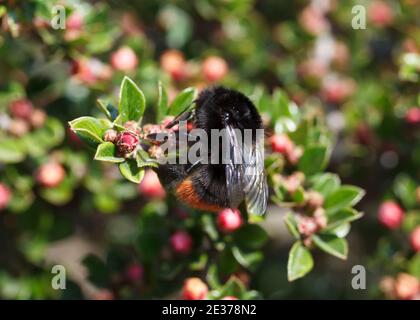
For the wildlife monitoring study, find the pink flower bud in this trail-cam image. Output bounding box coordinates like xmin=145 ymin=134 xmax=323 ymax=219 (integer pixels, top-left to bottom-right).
xmin=217 ymin=208 xmax=243 ymax=233
xmin=202 ymin=56 xmax=228 ymax=82
xmin=125 ymin=263 xmax=144 ymax=282
xmin=29 ymin=109 xmax=46 ymax=128
xmin=110 ymin=46 xmax=138 ymax=72
xmin=103 ymin=129 xmax=118 ymax=143
xmin=182 ymin=277 xmax=208 ymax=300
xmin=368 ymin=1 xmax=394 ymax=28
xmin=116 ymin=131 xmax=139 ymax=155
xmin=36 ymin=162 xmax=66 ymax=188
xmin=298 ymin=215 xmax=318 ymax=237
xmin=0 ymin=184 xmax=11 ymax=210
xmin=405 ymin=107 xmax=420 ymax=125
xmin=170 ymin=230 xmax=192 ymax=254
xmin=313 ymin=208 xmax=328 ymax=229
xmin=9 ymin=99 xmax=34 ymax=119
xmin=160 ymin=50 xmax=186 ymax=81
xmin=410 ymin=226 xmax=420 ymax=252
xmin=378 ymin=201 xmax=404 ymax=229
xmin=394 ymin=273 xmax=419 ymax=300
xmin=270 ymin=134 xmax=293 ymax=155
xmin=138 ymin=170 xmax=166 ymax=199
xmin=306 ymin=191 xmax=324 ymax=209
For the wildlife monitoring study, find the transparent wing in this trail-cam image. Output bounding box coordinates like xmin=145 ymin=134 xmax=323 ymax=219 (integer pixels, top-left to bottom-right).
xmin=224 ymin=124 xmax=245 ymax=209
xmin=224 ymin=125 xmax=268 ymax=215
xmin=243 ymin=133 xmax=268 ymax=215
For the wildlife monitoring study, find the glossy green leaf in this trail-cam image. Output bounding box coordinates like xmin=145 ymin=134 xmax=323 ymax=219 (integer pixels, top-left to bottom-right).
xmin=233 ymin=224 xmax=269 ymax=250
xmin=94 ymin=142 xmax=125 ymax=163
xmin=118 ymin=76 xmax=146 ymax=123
xmin=169 ymin=87 xmax=196 ymax=116
xmin=284 ymin=213 xmax=300 ymax=239
xmin=287 ymin=241 xmax=314 ymax=281
xmin=324 ymin=186 xmax=365 ymax=215
xmin=68 ymin=116 xmax=111 ymax=146
xmin=118 ymin=159 xmax=145 ymax=183
xmin=298 ymin=145 xmax=329 ymax=176
xmin=312 ymin=234 xmax=348 ymax=260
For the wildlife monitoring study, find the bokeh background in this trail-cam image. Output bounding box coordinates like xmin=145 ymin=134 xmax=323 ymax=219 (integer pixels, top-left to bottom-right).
xmin=0 ymin=0 xmax=419 ymax=299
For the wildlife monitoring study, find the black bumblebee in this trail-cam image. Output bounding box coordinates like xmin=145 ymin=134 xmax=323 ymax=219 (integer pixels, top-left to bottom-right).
xmin=152 ymin=86 xmax=268 ymax=215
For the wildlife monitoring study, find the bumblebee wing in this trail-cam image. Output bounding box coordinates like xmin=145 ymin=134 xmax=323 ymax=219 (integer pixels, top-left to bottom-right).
xmin=224 ymin=125 xmax=268 ymax=215
xmin=243 ymin=133 xmax=268 ymax=215
xmin=224 ymin=124 xmax=246 ymax=209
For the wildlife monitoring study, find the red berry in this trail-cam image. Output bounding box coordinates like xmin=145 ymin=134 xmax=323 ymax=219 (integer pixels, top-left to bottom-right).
xmin=378 ymin=201 xmax=404 ymax=229
xmin=410 ymin=226 xmax=420 ymax=252
xmin=110 ymin=47 xmax=138 ymax=72
xmin=217 ymin=208 xmax=243 ymax=233
xmin=202 ymin=56 xmax=228 ymax=82
xmin=394 ymin=273 xmax=419 ymax=300
xmin=138 ymin=170 xmax=166 ymax=199
xmin=125 ymin=263 xmax=144 ymax=282
xmin=405 ymin=107 xmax=420 ymax=125
xmin=9 ymin=99 xmax=34 ymax=119
xmin=270 ymin=134 xmax=293 ymax=155
xmin=66 ymin=12 xmax=83 ymax=30
xmin=116 ymin=131 xmax=139 ymax=155
xmin=368 ymin=1 xmax=394 ymax=28
xmin=170 ymin=230 xmax=192 ymax=254
xmin=36 ymin=162 xmax=66 ymax=188
xmin=221 ymin=296 xmax=238 ymax=300
xmin=0 ymin=184 xmax=11 ymax=210
xmin=160 ymin=50 xmax=186 ymax=81
xmin=182 ymin=277 xmax=208 ymax=300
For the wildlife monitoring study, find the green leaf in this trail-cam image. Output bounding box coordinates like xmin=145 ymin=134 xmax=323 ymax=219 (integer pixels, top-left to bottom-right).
xmin=231 ymin=246 xmax=263 ymax=271
xmin=298 ymin=145 xmax=329 ymax=176
xmin=327 ymin=223 xmax=351 ymax=238
xmin=118 ymin=76 xmax=146 ymax=123
xmin=233 ymin=224 xmax=268 ymax=250
xmin=393 ymin=174 xmax=418 ymax=209
xmin=312 ymin=234 xmax=348 ymax=260
xmin=0 ymin=138 xmax=25 ymax=163
xmin=68 ymin=117 xmax=111 ymax=146
xmin=136 ymin=149 xmax=159 ymax=168
xmin=201 ymin=214 xmax=218 ymax=241
xmin=118 ymin=159 xmax=145 ymax=183
xmin=169 ymin=87 xmax=196 ymax=116
xmin=287 ymin=241 xmax=314 ymax=281
xmin=218 ymin=276 xmax=247 ymax=299
xmin=324 ymin=208 xmax=363 ymax=230
xmin=94 ymin=142 xmax=125 ymax=163
xmin=408 ymin=254 xmax=420 ymax=278
xmin=157 ymin=81 xmax=168 ymax=122
xmin=310 ymin=173 xmax=341 ymax=197
xmin=97 ymin=99 xmax=118 ymax=121
xmin=324 ymin=186 xmax=365 ymax=215
xmin=284 ymin=213 xmax=300 ymax=239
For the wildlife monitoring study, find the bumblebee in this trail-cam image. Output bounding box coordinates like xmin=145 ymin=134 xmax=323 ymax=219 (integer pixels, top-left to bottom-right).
xmin=151 ymin=86 xmax=268 ymax=215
